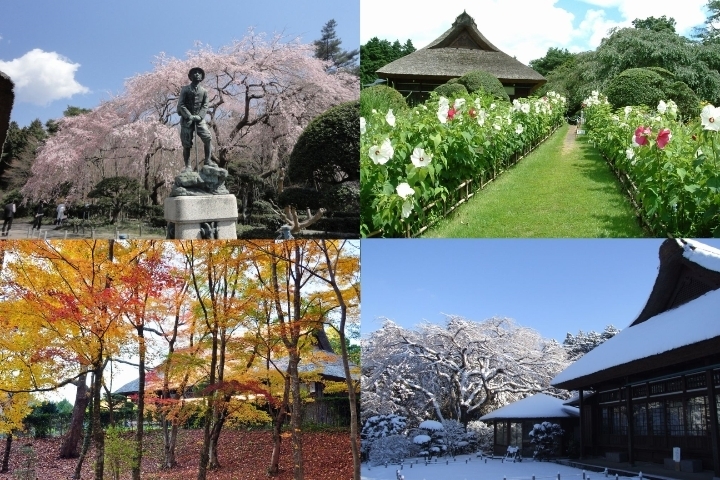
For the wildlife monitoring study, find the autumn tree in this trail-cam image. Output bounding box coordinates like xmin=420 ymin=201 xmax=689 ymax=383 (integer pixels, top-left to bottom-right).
xmin=0 ymin=240 xmax=136 ymax=480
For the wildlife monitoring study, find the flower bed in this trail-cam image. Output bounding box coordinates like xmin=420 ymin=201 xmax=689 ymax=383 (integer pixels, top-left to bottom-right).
xmin=582 ymin=91 xmax=720 ymax=237
xmin=361 ymin=91 xmax=567 ymax=237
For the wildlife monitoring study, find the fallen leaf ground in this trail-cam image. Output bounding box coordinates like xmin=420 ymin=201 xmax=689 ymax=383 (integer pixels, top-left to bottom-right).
xmin=0 ymin=428 xmax=352 ymax=480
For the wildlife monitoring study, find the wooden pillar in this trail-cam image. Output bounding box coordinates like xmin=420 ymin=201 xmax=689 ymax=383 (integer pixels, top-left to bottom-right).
xmin=706 ymin=369 xmax=720 ymax=478
xmin=579 ymin=389 xmax=585 ymax=459
xmin=494 ymin=421 xmax=497 ymax=454
xmin=626 ymin=386 xmax=635 ymax=466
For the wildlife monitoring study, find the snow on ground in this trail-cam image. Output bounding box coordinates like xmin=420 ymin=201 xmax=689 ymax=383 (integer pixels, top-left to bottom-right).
xmin=361 ymin=455 xmax=642 ymax=480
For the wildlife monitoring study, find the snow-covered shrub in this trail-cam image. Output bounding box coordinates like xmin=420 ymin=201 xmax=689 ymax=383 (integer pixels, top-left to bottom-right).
xmin=441 ymin=419 xmax=467 ymax=456
xmin=368 ymin=435 xmax=413 ymax=466
xmin=361 ymin=414 xmax=408 ymax=458
xmin=467 ymin=420 xmax=494 ymax=451
xmin=409 ymin=420 xmax=447 ymax=458
xmin=529 ymin=421 xmax=564 ymax=460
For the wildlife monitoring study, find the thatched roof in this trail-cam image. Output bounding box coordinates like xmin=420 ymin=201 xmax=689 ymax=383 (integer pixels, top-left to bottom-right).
xmin=0 ymin=70 xmax=14 ymax=156
xmin=377 ymin=11 xmax=545 ymax=84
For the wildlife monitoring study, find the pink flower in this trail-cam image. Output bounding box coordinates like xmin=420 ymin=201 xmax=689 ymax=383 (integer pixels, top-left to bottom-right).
xmin=447 ymin=108 xmax=457 ymax=120
xmin=656 ymin=128 xmax=672 ymax=149
xmin=634 ymin=126 xmax=651 ymax=146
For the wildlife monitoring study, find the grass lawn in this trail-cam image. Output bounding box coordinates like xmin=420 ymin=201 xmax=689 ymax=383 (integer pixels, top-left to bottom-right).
xmin=423 ymin=124 xmax=646 ymax=238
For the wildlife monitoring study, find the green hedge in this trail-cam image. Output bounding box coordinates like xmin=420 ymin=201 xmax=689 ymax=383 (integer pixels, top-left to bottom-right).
xmin=434 ymin=83 xmax=467 ymax=98
xmin=360 ymin=85 xmax=407 ymax=119
xmin=457 ymin=70 xmax=510 ymax=102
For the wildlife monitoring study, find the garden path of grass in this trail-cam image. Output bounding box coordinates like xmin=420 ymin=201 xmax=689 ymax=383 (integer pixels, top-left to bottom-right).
xmin=423 ymin=123 xmax=646 ymax=238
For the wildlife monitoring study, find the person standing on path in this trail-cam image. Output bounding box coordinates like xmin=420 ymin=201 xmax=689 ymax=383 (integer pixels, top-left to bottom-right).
xmin=32 ymin=200 xmax=46 ymax=230
xmin=56 ymin=201 xmax=66 ymax=225
xmin=2 ymin=201 xmax=15 ymax=236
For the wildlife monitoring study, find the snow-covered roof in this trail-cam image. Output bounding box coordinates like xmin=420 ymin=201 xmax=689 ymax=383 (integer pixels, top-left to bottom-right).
xmin=552 ymin=286 xmax=720 ymax=387
xmin=680 ymin=238 xmax=720 ymax=273
xmin=479 ymin=393 xmax=579 ymax=421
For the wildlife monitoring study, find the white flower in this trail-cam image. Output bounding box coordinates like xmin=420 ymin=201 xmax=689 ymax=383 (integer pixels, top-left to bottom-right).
xmin=667 ymin=100 xmax=678 ymax=116
xmin=631 ymin=135 xmax=640 ymax=148
xmin=372 ymin=109 xmax=377 ymax=114
xmin=521 ymin=103 xmax=530 ymax=114
xmin=701 ymin=104 xmax=720 ymax=131
xmin=401 ymin=199 xmax=414 ymax=219
xmin=437 ymin=107 xmax=448 ymax=124
xmin=453 ymin=98 xmax=465 ymax=109
xmin=507 ymin=116 xmax=512 ymax=125
xmin=476 ymin=109 xmax=486 ymax=126
xmin=385 ymin=109 xmax=395 ymax=127
xmin=360 ymin=117 xmax=366 ymax=135
xmin=410 ymin=147 xmax=433 ymax=168
xmin=439 ymin=96 xmax=449 ymax=109
xmin=515 ymin=124 xmax=524 ymax=134
xmin=657 ymin=100 xmax=667 ymax=114
xmin=696 ymin=148 xmax=704 ymax=158
xmin=369 ymin=138 xmax=393 ymax=165
xmin=396 ymin=182 xmax=415 ymax=199
xmin=490 ymin=103 xmax=496 ymax=110
xmin=625 ymin=147 xmax=634 ymax=160
xmin=493 ymin=123 xmax=501 ymax=131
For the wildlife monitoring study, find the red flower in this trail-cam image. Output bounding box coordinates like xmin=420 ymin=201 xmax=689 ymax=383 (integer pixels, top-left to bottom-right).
xmin=634 ymin=126 xmax=651 ymax=146
xmin=468 ymin=108 xmax=477 ymax=118
xmin=447 ymin=108 xmax=457 ymax=120
xmin=656 ymin=128 xmax=672 ymax=149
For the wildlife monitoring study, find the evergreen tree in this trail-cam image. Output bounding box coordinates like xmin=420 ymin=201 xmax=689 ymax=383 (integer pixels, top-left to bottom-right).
xmin=529 ymin=47 xmax=575 ymax=76
xmin=359 ymin=37 xmax=416 ymax=86
xmin=563 ymin=325 xmax=620 ymax=361
xmin=314 ymin=19 xmax=359 ymax=72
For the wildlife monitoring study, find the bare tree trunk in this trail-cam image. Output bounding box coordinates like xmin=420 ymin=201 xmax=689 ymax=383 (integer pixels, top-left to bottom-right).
xmin=132 ymin=332 xmax=146 ymax=480
xmin=73 ymin=375 xmax=95 ymax=480
xmin=288 ymin=353 xmax=304 ymax=480
xmin=1 ymin=432 xmax=11 ymax=472
xmin=60 ymin=370 xmax=89 ymax=458
xmin=92 ymin=363 xmax=106 ymax=480
xmin=268 ymin=376 xmax=290 ymax=476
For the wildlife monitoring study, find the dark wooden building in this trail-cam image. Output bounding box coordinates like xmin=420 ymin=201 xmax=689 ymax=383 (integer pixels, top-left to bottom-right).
xmin=479 ymin=393 xmax=579 ymax=458
xmin=376 ymin=11 xmax=546 ymax=103
xmin=552 ymin=238 xmax=720 ymax=478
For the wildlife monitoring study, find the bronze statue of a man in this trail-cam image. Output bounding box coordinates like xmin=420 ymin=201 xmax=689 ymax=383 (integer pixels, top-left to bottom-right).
xmin=178 ymin=67 xmax=215 ymax=171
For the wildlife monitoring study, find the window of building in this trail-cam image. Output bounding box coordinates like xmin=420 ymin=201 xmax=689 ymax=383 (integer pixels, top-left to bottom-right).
xmin=667 ymin=400 xmax=684 ymax=436
xmin=633 ymin=403 xmax=648 ymax=435
xmin=497 ymin=422 xmax=508 ymax=446
xmin=601 ymin=406 xmax=627 ymax=434
xmin=649 ymin=401 xmax=665 ymax=435
xmin=686 ymin=396 xmax=708 ymax=436
xmin=510 ymin=422 xmax=522 ymax=446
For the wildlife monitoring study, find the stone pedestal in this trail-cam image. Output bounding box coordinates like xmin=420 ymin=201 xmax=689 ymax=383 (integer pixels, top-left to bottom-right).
xmin=164 ymin=195 xmax=238 ymax=239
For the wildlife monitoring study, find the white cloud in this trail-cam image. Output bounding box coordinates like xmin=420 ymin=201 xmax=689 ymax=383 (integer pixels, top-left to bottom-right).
xmin=0 ymin=49 xmax=90 ymax=106
xmin=577 ymin=0 xmax=708 ymax=35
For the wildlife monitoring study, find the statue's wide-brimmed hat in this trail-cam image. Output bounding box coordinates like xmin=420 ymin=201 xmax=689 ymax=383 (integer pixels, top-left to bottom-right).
xmin=188 ymin=67 xmax=205 ymax=80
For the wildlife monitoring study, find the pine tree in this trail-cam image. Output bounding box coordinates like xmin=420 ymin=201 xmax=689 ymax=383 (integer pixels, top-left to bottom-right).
xmin=313 ymin=19 xmax=359 ymax=71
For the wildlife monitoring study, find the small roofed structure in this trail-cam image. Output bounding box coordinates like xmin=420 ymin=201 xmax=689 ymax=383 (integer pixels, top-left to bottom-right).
xmin=0 ymin=71 xmax=14 ymax=156
xmin=376 ymin=11 xmax=545 ymax=103
xmin=552 ymin=238 xmax=720 ymax=476
xmin=479 ymin=393 xmax=579 ymax=458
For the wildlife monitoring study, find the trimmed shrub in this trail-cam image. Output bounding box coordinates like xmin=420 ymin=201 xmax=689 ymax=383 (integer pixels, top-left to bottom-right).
xmin=312 ymin=216 xmax=359 ymax=234
xmin=668 ymin=81 xmax=701 ymax=119
xmin=360 ymin=85 xmax=407 ymax=118
xmin=288 ymin=100 xmax=359 ymax=186
xmin=321 ymin=181 xmax=359 ymax=213
xmin=605 ymin=68 xmax=666 ymax=109
xmin=277 ymin=186 xmax=323 ymax=210
xmin=457 ymin=70 xmax=510 ymax=102
xmin=434 ymin=82 xmax=467 ymax=98
xmin=529 ymin=421 xmax=564 ymax=460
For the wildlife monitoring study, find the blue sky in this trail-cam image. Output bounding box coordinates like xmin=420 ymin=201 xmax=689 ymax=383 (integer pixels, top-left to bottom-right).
xmin=1 ymin=0 xmax=359 ymax=127
xmin=360 ymin=238 xmax=720 ymax=344
xmin=360 ymin=0 xmax=711 ymax=65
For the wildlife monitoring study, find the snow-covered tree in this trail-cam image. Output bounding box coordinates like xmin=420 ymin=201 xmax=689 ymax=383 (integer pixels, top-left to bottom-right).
xmin=529 ymin=421 xmax=564 ymax=460
xmin=362 ymin=317 xmax=569 ymax=426
xmin=361 ymin=414 xmax=407 ymax=458
xmin=467 ymin=420 xmax=494 ymax=451
xmin=441 ymin=419 xmax=466 ymax=457
xmin=563 ymin=324 xmax=620 ymax=361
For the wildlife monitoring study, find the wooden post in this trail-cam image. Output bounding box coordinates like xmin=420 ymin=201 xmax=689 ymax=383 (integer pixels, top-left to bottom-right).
xmin=626 ymin=385 xmax=634 ymax=466
xmin=579 ymin=389 xmax=585 ymax=459
xmin=706 ymin=369 xmax=720 ymax=478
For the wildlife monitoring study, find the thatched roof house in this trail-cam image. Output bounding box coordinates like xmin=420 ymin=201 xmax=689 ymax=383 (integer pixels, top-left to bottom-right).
xmin=376 ymin=11 xmax=545 ymax=102
xmin=0 ymin=71 xmax=14 ymax=156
